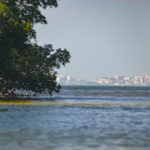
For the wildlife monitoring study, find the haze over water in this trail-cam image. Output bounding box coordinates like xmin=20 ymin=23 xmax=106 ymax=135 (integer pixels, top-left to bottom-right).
xmin=0 ymin=86 xmax=150 ymax=150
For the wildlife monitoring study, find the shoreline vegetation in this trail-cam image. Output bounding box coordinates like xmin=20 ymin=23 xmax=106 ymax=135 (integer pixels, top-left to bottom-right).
xmin=0 ymin=0 xmax=70 ymax=97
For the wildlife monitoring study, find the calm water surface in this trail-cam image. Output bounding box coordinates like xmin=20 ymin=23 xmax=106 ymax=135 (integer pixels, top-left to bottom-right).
xmin=0 ymin=86 xmax=150 ymax=150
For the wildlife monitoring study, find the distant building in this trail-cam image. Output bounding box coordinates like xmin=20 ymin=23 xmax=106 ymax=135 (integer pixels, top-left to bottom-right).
xmin=124 ymin=76 xmax=130 ymax=81
xmin=56 ymin=74 xmax=150 ymax=86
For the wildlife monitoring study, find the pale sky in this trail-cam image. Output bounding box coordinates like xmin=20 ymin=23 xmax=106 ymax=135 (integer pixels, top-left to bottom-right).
xmin=35 ymin=0 xmax=150 ymax=79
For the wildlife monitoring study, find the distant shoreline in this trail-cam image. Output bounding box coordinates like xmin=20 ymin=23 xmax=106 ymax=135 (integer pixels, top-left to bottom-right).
xmin=60 ymin=84 xmax=150 ymax=87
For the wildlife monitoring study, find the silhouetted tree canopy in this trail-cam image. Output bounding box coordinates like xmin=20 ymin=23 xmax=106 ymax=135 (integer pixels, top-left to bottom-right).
xmin=0 ymin=0 xmax=71 ymax=96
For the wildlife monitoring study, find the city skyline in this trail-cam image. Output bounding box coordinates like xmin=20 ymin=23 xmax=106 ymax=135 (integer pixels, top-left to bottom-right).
xmin=35 ymin=0 xmax=150 ymax=79
xmin=57 ymin=74 xmax=150 ymax=86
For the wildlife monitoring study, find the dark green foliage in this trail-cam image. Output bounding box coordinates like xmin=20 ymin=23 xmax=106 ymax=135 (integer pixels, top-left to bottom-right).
xmin=0 ymin=0 xmax=71 ymax=96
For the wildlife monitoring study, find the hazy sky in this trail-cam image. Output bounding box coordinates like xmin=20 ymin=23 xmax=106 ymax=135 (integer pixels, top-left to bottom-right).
xmin=35 ymin=0 xmax=150 ymax=79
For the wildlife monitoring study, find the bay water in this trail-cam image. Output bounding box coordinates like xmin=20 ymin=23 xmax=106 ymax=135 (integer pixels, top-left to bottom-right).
xmin=0 ymin=86 xmax=150 ymax=150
